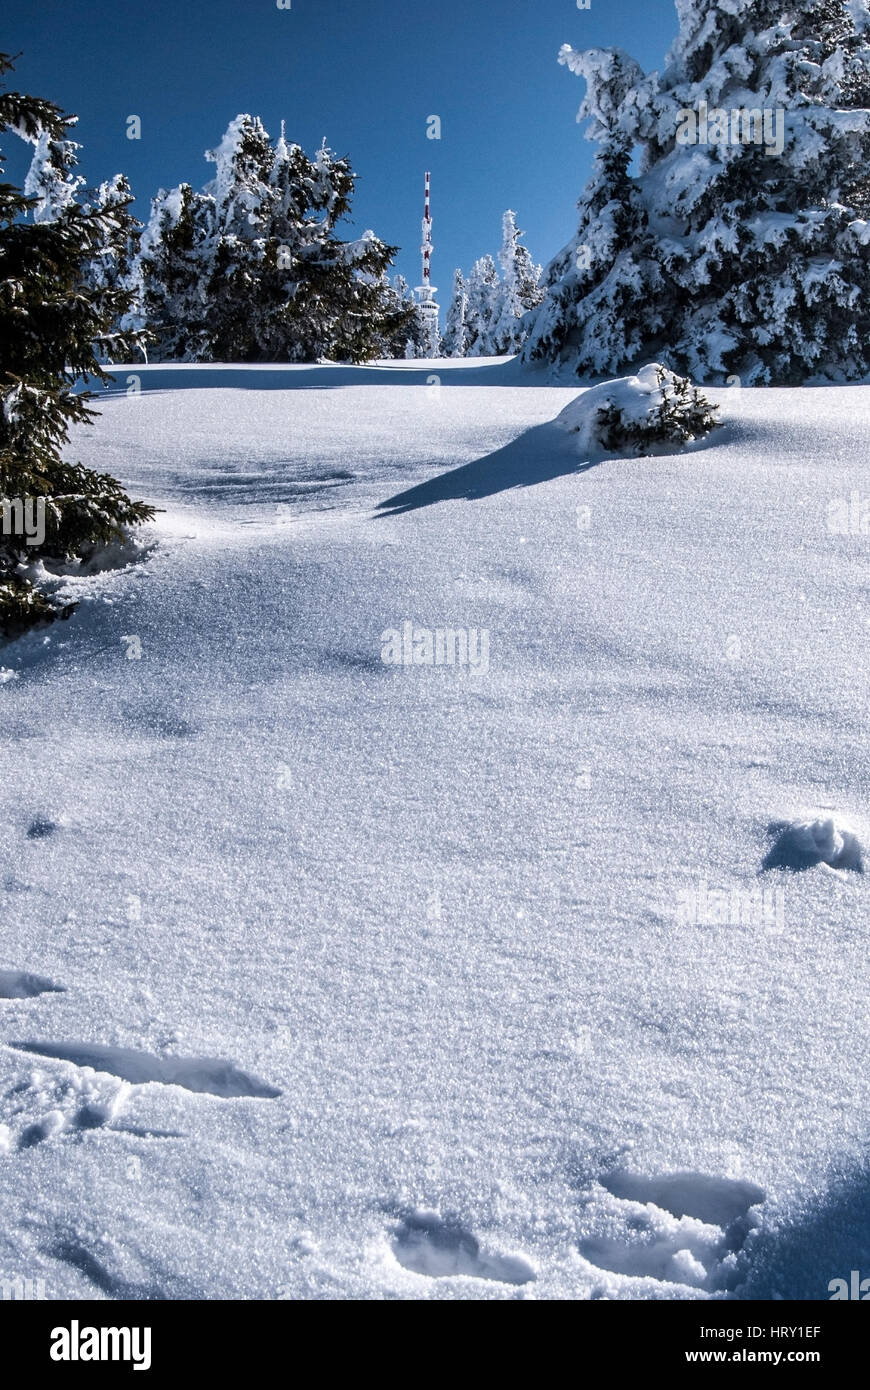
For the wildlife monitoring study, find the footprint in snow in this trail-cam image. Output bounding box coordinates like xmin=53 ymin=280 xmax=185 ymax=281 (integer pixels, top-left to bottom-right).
xmin=119 ymin=703 xmax=197 ymax=740
xmin=18 ymin=1110 xmax=69 ymax=1150
xmin=47 ymin=1234 xmax=179 ymax=1300
xmin=10 ymin=1041 xmax=281 ymax=1099
xmin=391 ymin=1209 xmax=535 ymax=1285
xmin=26 ymin=816 xmax=59 ymax=840
xmin=0 ymin=970 xmax=64 ymax=999
xmin=763 ymin=817 xmax=863 ymax=872
xmin=601 ymin=1170 xmax=765 ymax=1228
xmin=578 ymin=1170 xmax=765 ymax=1294
xmin=5 ymin=1069 xmax=130 ymax=1151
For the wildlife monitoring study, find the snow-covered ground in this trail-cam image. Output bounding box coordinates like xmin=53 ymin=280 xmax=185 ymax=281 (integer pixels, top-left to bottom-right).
xmin=1 ymin=357 xmax=868 ymax=1300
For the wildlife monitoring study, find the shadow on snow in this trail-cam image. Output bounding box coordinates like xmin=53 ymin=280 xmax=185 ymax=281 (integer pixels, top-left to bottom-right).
xmin=375 ymin=418 xmax=740 ymax=516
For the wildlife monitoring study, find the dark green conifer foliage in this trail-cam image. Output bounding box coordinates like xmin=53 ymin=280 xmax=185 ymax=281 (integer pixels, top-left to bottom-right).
xmin=0 ymin=53 xmax=154 ymax=638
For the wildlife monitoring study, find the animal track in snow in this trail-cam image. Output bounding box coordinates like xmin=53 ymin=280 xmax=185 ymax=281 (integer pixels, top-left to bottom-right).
xmin=0 ymin=970 xmax=64 ymax=999
xmin=601 ymin=1170 xmax=765 ymax=1227
xmin=4 ymin=1067 xmax=130 ymax=1151
xmin=391 ymin=1209 xmax=536 ymax=1285
xmin=48 ymin=1236 xmax=166 ymax=1300
xmin=26 ymin=816 xmax=59 ymax=840
xmin=118 ymin=702 xmax=197 ymax=740
xmin=10 ymin=1041 xmax=282 ymax=1099
xmin=19 ymin=1110 xmax=70 ymax=1150
xmin=578 ymin=1170 xmax=765 ymax=1293
xmin=763 ymin=817 xmax=863 ymax=872
xmin=2 ymin=874 xmax=32 ymax=893
xmin=46 ymin=1232 xmax=197 ymax=1300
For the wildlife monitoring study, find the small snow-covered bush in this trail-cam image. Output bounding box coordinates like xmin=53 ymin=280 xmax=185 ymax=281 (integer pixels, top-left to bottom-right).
xmin=557 ymin=363 xmax=719 ymax=458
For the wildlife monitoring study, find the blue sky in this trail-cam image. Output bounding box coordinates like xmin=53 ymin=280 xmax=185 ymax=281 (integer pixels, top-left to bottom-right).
xmin=4 ymin=0 xmax=672 ymax=291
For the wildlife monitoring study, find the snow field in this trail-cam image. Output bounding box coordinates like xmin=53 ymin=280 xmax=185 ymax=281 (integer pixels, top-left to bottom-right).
xmin=1 ymin=359 xmax=868 ymax=1300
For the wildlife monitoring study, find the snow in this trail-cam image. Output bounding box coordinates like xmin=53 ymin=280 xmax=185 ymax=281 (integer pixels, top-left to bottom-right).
xmin=204 ymin=114 xmax=266 ymax=219
xmin=1 ymin=356 xmax=870 ymax=1301
xmin=763 ymin=817 xmax=864 ymax=874
xmin=555 ymin=362 xmax=713 ymax=456
xmin=23 ymin=129 xmax=83 ymax=224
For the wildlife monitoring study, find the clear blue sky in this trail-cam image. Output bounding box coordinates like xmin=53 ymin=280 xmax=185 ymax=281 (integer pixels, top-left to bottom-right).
xmin=4 ymin=0 xmax=673 ymax=290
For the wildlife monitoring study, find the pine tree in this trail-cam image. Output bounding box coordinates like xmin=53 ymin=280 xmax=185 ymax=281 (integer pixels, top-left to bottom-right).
xmin=442 ymin=268 xmax=469 ymax=357
xmin=525 ymin=2 xmax=870 ymax=383
xmin=0 ymin=53 xmax=154 ymax=638
xmin=139 ymin=183 xmax=213 ymax=361
xmin=136 ymin=117 xmax=414 ymax=364
xmin=200 ymin=114 xmax=275 ymax=361
xmin=443 ymin=213 xmax=542 ymax=359
xmin=81 ymin=174 xmax=144 ymax=361
xmin=464 ymin=254 xmax=501 ymax=355
xmin=387 ymin=274 xmax=427 ymax=358
xmin=489 ymin=210 xmax=544 ymax=354
xmin=285 ymin=220 xmax=413 ymax=364
xmin=524 ymin=125 xmax=658 ymax=374
xmin=24 ymin=124 xmax=84 ymax=222
xmin=412 ymin=305 xmax=442 ymax=359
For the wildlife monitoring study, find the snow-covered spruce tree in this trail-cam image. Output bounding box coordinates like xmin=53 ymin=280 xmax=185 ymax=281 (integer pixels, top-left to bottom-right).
xmin=413 ymin=305 xmax=442 ymax=359
xmin=442 ymin=268 xmax=469 ymax=357
xmin=386 ymin=273 xmax=427 ymax=357
xmin=138 ymin=183 xmax=213 ymax=361
xmin=557 ymin=363 xmax=719 ymax=456
xmin=463 ymin=254 xmax=501 ymax=355
xmin=23 ymin=121 xmax=84 ymax=221
xmin=81 ymin=174 xmax=145 ymax=360
xmin=199 ymin=113 xmax=278 ymax=361
xmin=525 ymin=1 xmax=870 ymax=384
xmin=138 ymin=116 xmax=413 ymax=363
xmin=294 ymin=139 xmax=416 ymax=361
xmin=0 ymin=53 xmax=154 ymax=638
xmin=523 ymin=52 xmax=661 ymax=374
xmin=291 ymin=222 xmax=413 ymax=364
xmin=29 ymin=126 xmax=145 ymax=363
xmin=443 ymin=213 xmax=542 ymax=358
xmin=488 ymin=210 xmax=544 ymax=354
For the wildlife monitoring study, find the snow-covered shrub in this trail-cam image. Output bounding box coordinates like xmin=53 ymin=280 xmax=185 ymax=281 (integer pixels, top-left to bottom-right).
xmin=557 ymin=363 xmax=719 ymax=457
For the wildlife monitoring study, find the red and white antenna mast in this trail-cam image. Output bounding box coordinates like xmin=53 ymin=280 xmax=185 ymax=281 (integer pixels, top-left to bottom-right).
xmin=421 ymin=172 xmax=433 ymax=291
xmin=415 ymin=172 xmax=440 ymax=353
